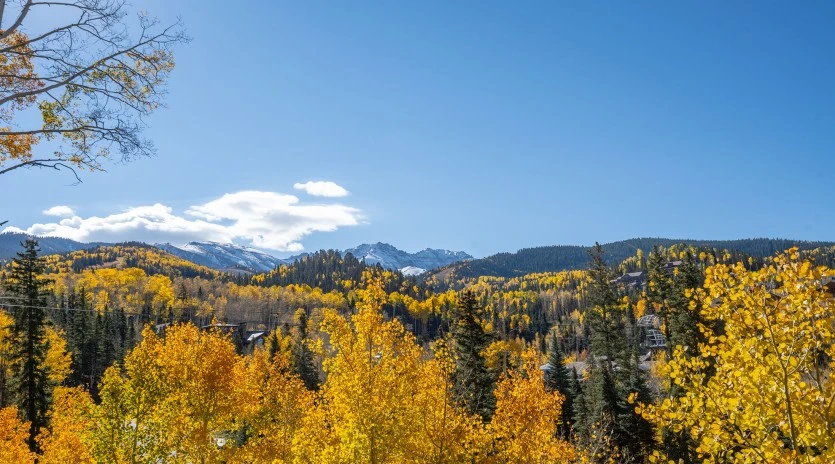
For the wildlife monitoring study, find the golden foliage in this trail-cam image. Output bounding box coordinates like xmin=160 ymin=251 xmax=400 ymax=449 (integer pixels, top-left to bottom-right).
xmin=0 ymin=406 xmax=36 ymax=464
xmin=637 ymin=249 xmax=835 ymax=463
xmin=230 ymin=350 xmax=314 ymax=463
xmin=38 ymin=387 xmax=95 ymax=464
xmin=490 ymin=349 xmax=575 ymax=463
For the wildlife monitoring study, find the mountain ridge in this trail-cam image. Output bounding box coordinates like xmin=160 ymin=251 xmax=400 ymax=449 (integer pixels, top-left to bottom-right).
xmin=434 ymin=237 xmax=835 ymax=279
xmin=0 ymin=233 xmax=472 ymax=274
xmin=2 ymin=233 xmax=833 ymax=278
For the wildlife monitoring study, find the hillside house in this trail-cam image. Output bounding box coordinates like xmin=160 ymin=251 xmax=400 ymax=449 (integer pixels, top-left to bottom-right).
xmin=201 ymin=322 xmax=268 ymax=354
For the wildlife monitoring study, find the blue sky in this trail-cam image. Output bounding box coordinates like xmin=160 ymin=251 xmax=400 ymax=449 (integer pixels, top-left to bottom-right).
xmin=3 ymin=1 xmax=835 ymax=258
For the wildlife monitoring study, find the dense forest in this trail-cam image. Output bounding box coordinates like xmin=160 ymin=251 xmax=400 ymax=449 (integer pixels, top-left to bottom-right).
xmin=1 ymin=237 xmax=834 ymax=462
xmin=438 ymin=237 xmax=835 ymax=279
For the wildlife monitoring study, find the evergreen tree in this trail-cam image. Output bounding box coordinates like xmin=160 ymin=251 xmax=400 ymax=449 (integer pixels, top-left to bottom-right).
xmin=267 ymin=331 xmax=281 ymax=360
xmin=586 ymin=359 xmax=620 ymax=429
xmin=450 ymin=290 xmax=495 ymax=420
xmin=667 ymin=250 xmax=703 ymax=352
xmin=67 ymin=287 xmax=92 ymax=388
xmin=97 ymin=307 xmax=118 ymax=384
xmin=619 ymin=357 xmax=656 ymax=459
xmin=545 ymin=331 xmax=574 ymax=439
xmin=571 ymin=367 xmax=589 ymax=441
xmin=584 ymin=243 xmax=655 ymax=459
xmin=586 ymin=243 xmax=627 ymax=370
xmin=292 ymin=309 xmax=319 ymax=391
xmin=3 ymin=239 xmax=52 ymax=450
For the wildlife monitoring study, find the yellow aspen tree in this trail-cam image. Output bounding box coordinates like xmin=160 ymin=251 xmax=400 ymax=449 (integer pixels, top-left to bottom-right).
xmin=490 ymin=349 xmax=575 ymax=464
xmin=44 ymin=328 xmax=72 ymax=385
xmin=153 ymin=324 xmax=239 ymax=463
xmin=231 ymin=350 xmax=314 ymax=464
xmin=0 ymin=406 xmax=35 ymax=463
xmin=403 ymin=338 xmax=492 ymax=463
xmin=89 ymin=329 xmax=169 ymax=463
xmin=637 ymin=249 xmax=835 ymax=463
xmin=291 ymin=400 xmax=340 ymax=464
xmin=37 ymin=387 xmax=95 ymax=464
xmin=311 ymin=280 xmax=425 ymax=463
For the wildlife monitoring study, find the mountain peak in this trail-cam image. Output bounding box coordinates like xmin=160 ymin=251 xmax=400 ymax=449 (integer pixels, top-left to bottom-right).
xmin=344 ymin=243 xmax=472 ymax=274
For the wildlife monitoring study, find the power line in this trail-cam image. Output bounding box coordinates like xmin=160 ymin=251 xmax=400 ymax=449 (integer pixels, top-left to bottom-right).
xmin=0 ymin=302 xmax=103 ymax=313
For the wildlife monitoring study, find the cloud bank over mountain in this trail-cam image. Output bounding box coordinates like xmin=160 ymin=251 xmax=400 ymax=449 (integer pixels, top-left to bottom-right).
xmin=4 ymin=189 xmax=364 ymax=252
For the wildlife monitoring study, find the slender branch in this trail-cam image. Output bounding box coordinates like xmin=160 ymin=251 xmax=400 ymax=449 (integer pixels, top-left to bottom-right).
xmin=0 ymin=158 xmax=63 ymax=176
xmin=0 ymin=0 xmax=33 ymax=39
xmin=0 ymin=24 xmax=178 ymax=107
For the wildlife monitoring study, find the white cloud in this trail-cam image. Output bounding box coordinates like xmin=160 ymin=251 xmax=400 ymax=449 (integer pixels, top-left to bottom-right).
xmin=293 ymin=181 xmax=349 ymax=197
xmin=6 ymin=190 xmax=364 ymax=252
xmin=42 ymin=205 xmax=75 ymax=217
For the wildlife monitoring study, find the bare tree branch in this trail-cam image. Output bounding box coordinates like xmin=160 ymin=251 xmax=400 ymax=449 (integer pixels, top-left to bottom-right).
xmin=0 ymin=0 xmax=33 ymax=39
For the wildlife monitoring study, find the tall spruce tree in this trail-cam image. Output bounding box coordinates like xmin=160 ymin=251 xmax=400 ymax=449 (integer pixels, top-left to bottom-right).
xmin=3 ymin=239 xmax=52 ymax=450
xmin=667 ymin=250 xmax=703 ymax=352
xmin=586 ymin=243 xmax=627 ymax=370
xmin=583 ymin=243 xmax=655 ymax=460
xmin=571 ymin=367 xmax=589 ymax=441
xmin=292 ymin=309 xmax=319 ymax=391
xmin=545 ymin=330 xmax=574 ymax=439
xmin=451 ymin=290 xmax=495 ymax=420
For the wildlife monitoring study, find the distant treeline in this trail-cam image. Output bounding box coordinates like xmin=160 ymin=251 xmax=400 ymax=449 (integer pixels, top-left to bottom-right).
xmin=441 ymin=237 xmax=835 ymax=278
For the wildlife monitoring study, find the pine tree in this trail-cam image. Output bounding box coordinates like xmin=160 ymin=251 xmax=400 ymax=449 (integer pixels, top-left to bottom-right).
xmin=450 ymin=290 xmax=495 ymax=420
xmin=292 ymin=309 xmax=319 ymax=391
xmin=545 ymin=331 xmax=574 ymax=439
xmin=3 ymin=239 xmax=52 ymax=450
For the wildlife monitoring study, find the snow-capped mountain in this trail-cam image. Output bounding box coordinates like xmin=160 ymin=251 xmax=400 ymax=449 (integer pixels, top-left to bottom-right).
xmin=344 ymin=242 xmax=473 ymax=275
xmin=0 ymin=233 xmax=472 ymax=276
xmin=156 ymin=242 xmax=290 ymax=272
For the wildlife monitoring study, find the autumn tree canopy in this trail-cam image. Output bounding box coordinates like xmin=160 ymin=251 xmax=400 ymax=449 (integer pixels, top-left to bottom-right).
xmin=0 ymin=0 xmax=186 ymax=180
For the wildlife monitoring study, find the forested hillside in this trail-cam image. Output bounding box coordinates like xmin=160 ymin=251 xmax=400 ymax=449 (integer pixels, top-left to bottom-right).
xmin=437 ymin=237 xmax=835 ymax=279
xmin=3 ymin=236 xmax=835 ymax=462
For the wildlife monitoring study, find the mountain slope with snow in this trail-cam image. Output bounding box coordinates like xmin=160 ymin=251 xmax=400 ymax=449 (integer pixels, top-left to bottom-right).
xmin=156 ymin=242 xmax=290 ymax=272
xmin=344 ymin=242 xmax=473 ymax=274
xmin=0 ymin=233 xmax=472 ymax=276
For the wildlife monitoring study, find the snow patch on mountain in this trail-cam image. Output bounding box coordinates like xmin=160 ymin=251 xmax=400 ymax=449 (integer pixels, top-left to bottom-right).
xmin=399 ymin=266 xmax=427 ymax=276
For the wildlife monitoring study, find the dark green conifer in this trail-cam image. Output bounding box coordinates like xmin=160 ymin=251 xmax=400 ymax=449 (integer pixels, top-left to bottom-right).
xmin=545 ymin=331 xmax=574 ymax=439
xmin=570 ymin=367 xmax=589 ymax=441
xmin=292 ymin=309 xmax=319 ymax=390
xmin=586 ymin=243 xmax=627 ymax=370
xmin=3 ymin=239 xmax=52 ymax=450
xmin=450 ymin=290 xmax=495 ymax=420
